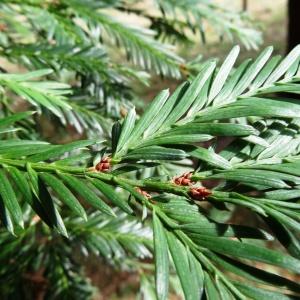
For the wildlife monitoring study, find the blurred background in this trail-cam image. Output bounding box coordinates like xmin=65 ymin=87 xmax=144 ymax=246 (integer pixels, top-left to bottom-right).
xmin=142 ymin=0 xmax=290 ymax=100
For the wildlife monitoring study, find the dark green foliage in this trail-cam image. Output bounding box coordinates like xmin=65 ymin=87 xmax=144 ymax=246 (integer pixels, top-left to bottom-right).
xmin=1 ymin=0 xmax=300 ymax=299
xmin=1 ymin=43 xmax=300 ymax=298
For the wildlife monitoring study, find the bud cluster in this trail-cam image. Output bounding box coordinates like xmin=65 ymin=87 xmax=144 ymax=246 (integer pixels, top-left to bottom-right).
xmin=173 ymin=172 xmax=211 ymax=200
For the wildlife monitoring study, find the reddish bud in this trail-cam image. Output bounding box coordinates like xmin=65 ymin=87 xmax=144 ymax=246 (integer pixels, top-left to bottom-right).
xmin=0 ymin=24 xmax=7 ymax=31
xmin=173 ymin=172 xmax=194 ymax=186
xmin=135 ymin=187 xmax=151 ymax=199
xmin=95 ymin=157 xmax=111 ymax=172
xmin=189 ymin=187 xmax=211 ymax=200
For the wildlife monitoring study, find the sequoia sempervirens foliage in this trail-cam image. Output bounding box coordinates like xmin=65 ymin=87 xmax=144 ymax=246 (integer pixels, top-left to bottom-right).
xmin=1 ymin=0 xmax=300 ymax=300
xmin=1 ymin=44 xmax=300 ymax=299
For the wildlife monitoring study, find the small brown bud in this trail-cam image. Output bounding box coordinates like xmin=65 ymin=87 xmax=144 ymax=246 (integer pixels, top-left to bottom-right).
xmin=173 ymin=172 xmax=194 ymax=186
xmin=0 ymin=24 xmax=7 ymax=32
xmin=189 ymin=187 xmax=211 ymax=200
xmin=120 ymin=106 xmax=128 ymax=118
xmin=95 ymin=157 xmax=111 ymax=172
xmin=135 ymin=187 xmax=151 ymax=199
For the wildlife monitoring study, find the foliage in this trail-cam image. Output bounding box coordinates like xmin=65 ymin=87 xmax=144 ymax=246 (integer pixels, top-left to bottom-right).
xmin=1 ymin=0 xmax=300 ymax=299
xmin=1 ymin=43 xmax=300 ymax=298
xmin=0 ymin=0 xmax=261 ymax=134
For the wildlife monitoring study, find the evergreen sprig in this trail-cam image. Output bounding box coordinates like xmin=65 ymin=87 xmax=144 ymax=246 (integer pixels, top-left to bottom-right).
xmin=1 ymin=45 xmax=300 ymax=299
xmin=1 ymin=0 xmax=300 ymax=298
xmin=0 ymin=0 xmax=263 ymax=138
